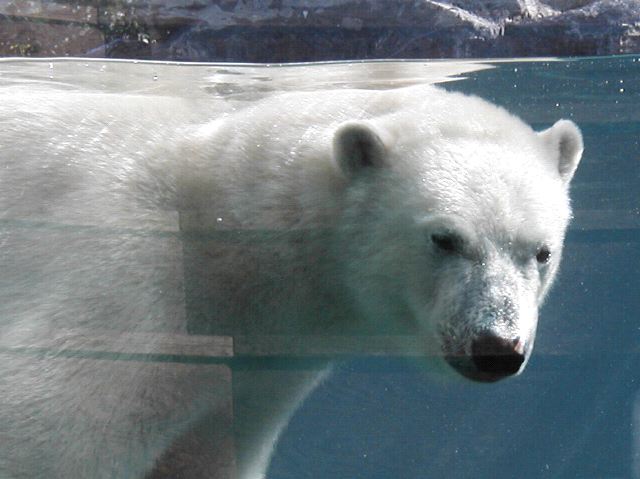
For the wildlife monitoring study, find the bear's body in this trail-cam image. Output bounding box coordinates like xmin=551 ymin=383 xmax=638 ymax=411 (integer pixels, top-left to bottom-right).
xmin=0 ymin=84 xmax=582 ymax=478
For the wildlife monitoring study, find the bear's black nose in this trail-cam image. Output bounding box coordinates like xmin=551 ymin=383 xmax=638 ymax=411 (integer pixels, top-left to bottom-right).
xmin=471 ymin=334 xmax=525 ymax=381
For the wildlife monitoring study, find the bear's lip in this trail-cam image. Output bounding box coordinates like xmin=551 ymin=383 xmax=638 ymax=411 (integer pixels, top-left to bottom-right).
xmin=443 ymin=338 xmax=528 ymax=383
xmin=444 ymin=355 xmax=511 ymax=383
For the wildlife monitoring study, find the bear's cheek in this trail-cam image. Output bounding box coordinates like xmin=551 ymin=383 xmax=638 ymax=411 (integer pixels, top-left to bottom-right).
xmin=406 ymin=269 xmax=468 ymax=340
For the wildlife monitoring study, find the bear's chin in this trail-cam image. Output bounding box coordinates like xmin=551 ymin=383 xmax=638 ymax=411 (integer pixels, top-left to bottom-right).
xmin=444 ymin=343 xmax=527 ymax=383
xmin=444 ymin=356 xmax=516 ymax=383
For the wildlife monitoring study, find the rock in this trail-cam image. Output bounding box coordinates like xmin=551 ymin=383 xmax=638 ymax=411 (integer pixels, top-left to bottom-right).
xmin=0 ymin=1 xmax=639 ymax=64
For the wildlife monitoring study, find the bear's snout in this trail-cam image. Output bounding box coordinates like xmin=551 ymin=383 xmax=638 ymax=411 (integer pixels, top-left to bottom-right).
xmin=445 ymin=333 xmax=526 ymax=382
xmin=470 ymin=334 xmax=525 ymax=381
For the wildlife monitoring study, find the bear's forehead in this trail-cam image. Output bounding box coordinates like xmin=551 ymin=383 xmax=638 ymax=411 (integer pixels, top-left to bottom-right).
xmin=415 ymin=155 xmax=570 ymax=245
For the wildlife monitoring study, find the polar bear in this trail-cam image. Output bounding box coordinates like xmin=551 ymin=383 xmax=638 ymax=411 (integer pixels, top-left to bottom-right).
xmin=0 ymin=83 xmax=582 ymax=479
xmin=180 ymin=84 xmax=582 ymax=376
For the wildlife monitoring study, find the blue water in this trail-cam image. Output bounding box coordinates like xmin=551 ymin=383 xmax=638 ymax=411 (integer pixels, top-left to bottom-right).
xmin=270 ymin=56 xmax=640 ymax=479
xmin=1 ymin=55 xmax=638 ymax=479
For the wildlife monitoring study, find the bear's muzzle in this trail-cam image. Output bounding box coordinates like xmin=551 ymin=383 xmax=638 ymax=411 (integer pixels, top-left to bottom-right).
xmin=445 ymin=333 xmax=527 ymax=382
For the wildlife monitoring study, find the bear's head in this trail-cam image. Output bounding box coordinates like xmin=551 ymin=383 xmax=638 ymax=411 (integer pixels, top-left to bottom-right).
xmin=333 ymin=108 xmax=583 ymax=383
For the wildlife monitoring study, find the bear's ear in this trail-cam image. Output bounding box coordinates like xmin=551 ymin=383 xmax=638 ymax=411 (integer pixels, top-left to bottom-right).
xmin=538 ymin=119 xmax=584 ymax=185
xmin=333 ymin=121 xmax=388 ymax=177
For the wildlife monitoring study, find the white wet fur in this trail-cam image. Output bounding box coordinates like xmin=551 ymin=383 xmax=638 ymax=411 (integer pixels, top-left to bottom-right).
xmin=0 ymin=84 xmax=582 ymax=478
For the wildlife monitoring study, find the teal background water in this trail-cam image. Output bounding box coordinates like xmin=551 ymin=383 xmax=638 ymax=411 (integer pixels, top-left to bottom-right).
xmin=270 ymin=56 xmax=640 ymax=478
xmin=1 ymin=55 xmax=637 ymax=478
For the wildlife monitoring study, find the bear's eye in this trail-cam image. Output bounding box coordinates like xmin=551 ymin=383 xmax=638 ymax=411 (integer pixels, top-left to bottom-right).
xmin=431 ymin=233 xmax=463 ymax=255
xmin=536 ymin=246 xmax=551 ymax=264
